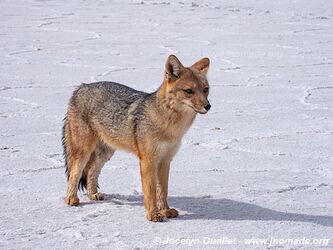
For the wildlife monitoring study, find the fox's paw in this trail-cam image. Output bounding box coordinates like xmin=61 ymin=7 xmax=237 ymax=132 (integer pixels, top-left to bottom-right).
xmin=89 ymin=192 xmax=104 ymax=201
xmin=65 ymin=195 xmax=80 ymax=206
xmin=146 ymin=212 xmax=164 ymax=222
xmin=161 ymin=208 xmax=179 ymax=218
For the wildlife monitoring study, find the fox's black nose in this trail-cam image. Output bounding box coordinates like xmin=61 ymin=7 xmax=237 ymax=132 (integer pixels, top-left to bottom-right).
xmin=205 ymin=104 xmax=211 ymax=111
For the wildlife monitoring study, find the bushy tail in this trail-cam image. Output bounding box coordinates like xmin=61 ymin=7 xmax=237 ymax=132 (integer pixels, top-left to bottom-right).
xmin=78 ymin=172 xmax=87 ymax=191
xmin=62 ymin=115 xmax=70 ymax=180
xmin=62 ymin=114 xmax=87 ymax=191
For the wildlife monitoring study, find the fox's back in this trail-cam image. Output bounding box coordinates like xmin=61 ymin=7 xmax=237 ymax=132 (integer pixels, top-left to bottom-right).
xmin=73 ymin=81 xmax=147 ymax=105
xmin=70 ymin=81 xmax=149 ymax=134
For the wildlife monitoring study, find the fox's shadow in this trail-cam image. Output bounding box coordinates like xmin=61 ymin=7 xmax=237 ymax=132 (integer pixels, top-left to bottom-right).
xmin=93 ymin=194 xmax=333 ymax=227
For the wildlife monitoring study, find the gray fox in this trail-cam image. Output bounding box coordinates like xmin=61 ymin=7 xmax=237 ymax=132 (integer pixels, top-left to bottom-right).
xmin=62 ymin=55 xmax=211 ymax=222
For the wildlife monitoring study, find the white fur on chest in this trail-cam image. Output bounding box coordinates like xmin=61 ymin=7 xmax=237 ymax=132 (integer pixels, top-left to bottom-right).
xmin=155 ymin=140 xmax=180 ymax=160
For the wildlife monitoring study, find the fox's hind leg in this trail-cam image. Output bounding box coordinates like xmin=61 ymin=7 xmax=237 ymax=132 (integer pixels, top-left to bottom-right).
xmin=63 ymin=111 xmax=97 ymax=206
xmin=65 ymin=139 xmax=97 ymax=206
xmin=85 ymin=141 xmax=115 ymax=201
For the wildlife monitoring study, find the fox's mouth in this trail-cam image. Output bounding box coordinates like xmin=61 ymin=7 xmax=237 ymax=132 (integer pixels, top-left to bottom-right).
xmin=182 ymin=102 xmax=207 ymax=114
xmin=196 ymin=109 xmax=208 ymax=114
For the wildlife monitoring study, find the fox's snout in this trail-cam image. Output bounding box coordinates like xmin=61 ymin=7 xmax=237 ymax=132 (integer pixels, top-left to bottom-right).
xmin=198 ymin=100 xmax=211 ymax=114
xmin=195 ymin=96 xmax=211 ymax=114
xmin=205 ymin=103 xmax=211 ymax=111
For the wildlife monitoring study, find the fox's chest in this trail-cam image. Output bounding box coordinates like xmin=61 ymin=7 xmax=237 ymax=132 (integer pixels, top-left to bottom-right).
xmin=164 ymin=113 xmax=196 ymax=140
xmin=155 ymin=140 xmax=180 ymax=160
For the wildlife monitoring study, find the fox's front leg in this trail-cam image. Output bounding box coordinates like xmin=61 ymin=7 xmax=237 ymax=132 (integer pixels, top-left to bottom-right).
xmin=156 ymin=161 xmax=179 ymax=218
xmin=140 ymin=159 xmax=164 ymax=222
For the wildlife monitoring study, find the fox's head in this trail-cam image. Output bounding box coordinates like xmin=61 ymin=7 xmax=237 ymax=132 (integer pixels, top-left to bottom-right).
xmin=161 ymin=55 xmax=211 ymax=114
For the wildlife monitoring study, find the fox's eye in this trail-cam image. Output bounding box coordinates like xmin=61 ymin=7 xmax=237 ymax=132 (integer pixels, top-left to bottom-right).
xmin=203 ymin=87 xmax=209 ymax=93
xmin=184 ymin=89 xmax=194 ymax=94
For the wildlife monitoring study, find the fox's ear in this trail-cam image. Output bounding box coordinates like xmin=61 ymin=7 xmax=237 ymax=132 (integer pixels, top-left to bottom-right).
xmin=191 ymin=57 xmax=210 ymax=75
xmin=165 ymin=55 xmax=184 ymax=81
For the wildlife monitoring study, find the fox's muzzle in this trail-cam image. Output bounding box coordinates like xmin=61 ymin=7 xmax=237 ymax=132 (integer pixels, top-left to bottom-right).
xmin=204 ymin=103 xmax=211 ymax=111
xmin=197 ymin=101 xmax=210 ymax=114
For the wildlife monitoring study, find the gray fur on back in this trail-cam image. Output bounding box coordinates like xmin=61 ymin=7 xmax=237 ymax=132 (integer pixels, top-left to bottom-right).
xmin=71 ymin=81 xmax=156 ymax=138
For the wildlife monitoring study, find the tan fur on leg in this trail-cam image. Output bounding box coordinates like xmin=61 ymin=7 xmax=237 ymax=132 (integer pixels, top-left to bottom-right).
xmin=65 ymin=153 xmax=93 ymax=206
xmin=140 ymin=159 xmax=164 ymax=222
xmin=85 ymin=141 xmax=115 ymax=200
xmin=157 ymin=161 xmax=179 ymax=218
xmin=64 ymin=109 xmax=97 ymax=206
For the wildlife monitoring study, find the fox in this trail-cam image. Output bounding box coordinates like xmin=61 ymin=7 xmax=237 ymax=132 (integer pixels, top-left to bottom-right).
xmin=62 ymin=54 xmax=211 ymax=222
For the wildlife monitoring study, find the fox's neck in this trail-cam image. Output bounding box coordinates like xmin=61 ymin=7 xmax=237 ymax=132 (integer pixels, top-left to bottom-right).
xmin=155 ymin=82 xmax=174 ymax=110
xmin=150 ymin=82 xmax=196 ymax=139
xmin=154 ymin=81 xmax=185 ymax=113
